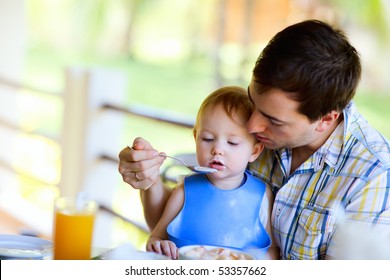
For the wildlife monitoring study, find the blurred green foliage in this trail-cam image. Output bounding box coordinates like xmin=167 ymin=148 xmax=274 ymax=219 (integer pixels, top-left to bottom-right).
xmin=13 ymin=0 xmax=390 ymax=249
xmin=25 ymin=0 xmax=390 ymax=137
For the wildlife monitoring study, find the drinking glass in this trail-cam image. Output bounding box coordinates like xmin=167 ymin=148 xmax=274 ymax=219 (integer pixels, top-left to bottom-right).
xmin=52 ymin=196 xmax=97 ymax=260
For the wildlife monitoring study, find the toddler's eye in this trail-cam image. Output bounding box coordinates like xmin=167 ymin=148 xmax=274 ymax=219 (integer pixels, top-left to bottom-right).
xmin=228 ymin=141 xmax=239 ymax=146
xmin=202 ymin=138 xmax=213 ymax=142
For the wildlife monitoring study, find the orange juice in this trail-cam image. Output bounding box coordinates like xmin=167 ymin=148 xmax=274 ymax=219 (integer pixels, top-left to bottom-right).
xmin=53 ymin=197 xmax=97 ymax=260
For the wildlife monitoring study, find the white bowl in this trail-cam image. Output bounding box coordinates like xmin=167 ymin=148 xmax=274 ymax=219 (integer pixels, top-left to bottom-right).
xmin=178 ymin=245 xmax=255 ymax=260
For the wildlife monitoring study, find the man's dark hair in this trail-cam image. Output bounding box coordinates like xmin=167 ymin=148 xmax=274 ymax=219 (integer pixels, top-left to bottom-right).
xmin=252 ymin=20 xmax=361 ymax=121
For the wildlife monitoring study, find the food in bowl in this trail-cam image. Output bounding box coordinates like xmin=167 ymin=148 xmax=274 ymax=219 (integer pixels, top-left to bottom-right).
xmin=179 ymin=245 xmax=254 ymax=260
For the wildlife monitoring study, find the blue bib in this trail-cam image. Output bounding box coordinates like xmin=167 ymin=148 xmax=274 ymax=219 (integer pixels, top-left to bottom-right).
xmin=167 ymin=171 xmax=271 ymax=251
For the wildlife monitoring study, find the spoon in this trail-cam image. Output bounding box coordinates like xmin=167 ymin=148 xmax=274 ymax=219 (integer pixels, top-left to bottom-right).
xmin=127 ymin=146 xmax=217 ymax=174
xmin=159 ymin=153 xmax=217 ymax=173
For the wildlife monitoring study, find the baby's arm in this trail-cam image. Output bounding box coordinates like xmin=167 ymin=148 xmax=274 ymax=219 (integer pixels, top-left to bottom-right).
xmin=262 ymin=186 xmax=280 ymax=259
xmin=146 ymin=183 xmax=184 ymax=259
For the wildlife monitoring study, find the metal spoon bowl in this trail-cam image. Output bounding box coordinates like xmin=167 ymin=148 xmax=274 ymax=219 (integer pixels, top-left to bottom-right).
xmin=127 ymin=146 xmax=217 ymax=174
xmin=159 ymin=153 xmax=217 ymax=174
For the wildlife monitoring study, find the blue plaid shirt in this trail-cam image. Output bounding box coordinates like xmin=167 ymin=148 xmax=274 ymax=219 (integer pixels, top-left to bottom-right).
xmin=250 ymin=101 xmax=390 ymax=259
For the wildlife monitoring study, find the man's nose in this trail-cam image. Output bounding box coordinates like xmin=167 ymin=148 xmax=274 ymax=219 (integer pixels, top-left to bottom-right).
xmin=247 ymin=112 xmax=267 ymax=133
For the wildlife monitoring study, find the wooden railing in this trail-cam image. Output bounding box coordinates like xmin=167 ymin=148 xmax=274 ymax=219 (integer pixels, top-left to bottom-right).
xmin=0 ymin=68 xmax=195 ymax=244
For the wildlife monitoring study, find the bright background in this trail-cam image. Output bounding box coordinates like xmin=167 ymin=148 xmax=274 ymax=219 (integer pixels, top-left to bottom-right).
xmin=0 ymin=0 xmax=389 ymax=250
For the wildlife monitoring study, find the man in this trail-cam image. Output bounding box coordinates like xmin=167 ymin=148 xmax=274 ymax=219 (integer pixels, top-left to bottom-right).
xmin=118 ymin=20 xmax=390 ymax=259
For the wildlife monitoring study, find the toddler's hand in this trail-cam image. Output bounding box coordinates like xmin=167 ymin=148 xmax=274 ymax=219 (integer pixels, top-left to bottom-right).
xmin=146 ymin=240 xmax=178 ymax=259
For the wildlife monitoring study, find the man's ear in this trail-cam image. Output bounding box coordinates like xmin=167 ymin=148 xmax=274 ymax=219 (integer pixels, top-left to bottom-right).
xmin=249 ymin=142 xmax=264 ymax=163
xmin=316 ymin=111 xmax=340 ymax=132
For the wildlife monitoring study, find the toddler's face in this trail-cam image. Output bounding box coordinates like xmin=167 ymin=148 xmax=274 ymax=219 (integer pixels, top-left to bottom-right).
xmin=194 ymin=104 xmax=261 ymax=180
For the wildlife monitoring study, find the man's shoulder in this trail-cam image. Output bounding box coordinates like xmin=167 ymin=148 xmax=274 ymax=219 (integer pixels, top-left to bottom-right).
xmin=346 ymin=107 xmax=390 ymax=169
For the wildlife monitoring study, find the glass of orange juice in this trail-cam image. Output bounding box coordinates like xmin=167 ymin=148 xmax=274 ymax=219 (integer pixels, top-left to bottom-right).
xmin=53 ymin=196 xmax=98 ymax=260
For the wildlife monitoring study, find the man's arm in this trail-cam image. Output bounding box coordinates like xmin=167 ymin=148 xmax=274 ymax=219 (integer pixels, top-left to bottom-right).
xmin=118 ymin=137 xmax=172 ymax=230
xmin=140 ymin=178 xmax=174 ymax=230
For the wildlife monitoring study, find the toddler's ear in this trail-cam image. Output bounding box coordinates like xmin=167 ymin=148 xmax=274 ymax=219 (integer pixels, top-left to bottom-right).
xmin=249 ymin=142 xmax=264 ymax=162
